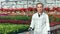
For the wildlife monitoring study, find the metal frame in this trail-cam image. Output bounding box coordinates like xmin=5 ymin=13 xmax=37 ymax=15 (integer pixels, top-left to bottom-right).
xmin=45 ymin=0 xmax=60 ymax=4
xmin=1 ymin=0 xmax=43 ymax=8
xmin=1 ymin=1 xmax=17 ymax=8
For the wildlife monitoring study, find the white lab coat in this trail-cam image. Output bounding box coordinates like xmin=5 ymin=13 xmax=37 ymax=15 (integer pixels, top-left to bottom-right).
xmin=30 ymin=12 xmax=50 ymax=34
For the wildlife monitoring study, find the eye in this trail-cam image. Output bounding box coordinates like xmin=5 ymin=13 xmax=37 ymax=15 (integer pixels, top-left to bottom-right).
xmin=37 ymin=7 xmax=40 ymax=8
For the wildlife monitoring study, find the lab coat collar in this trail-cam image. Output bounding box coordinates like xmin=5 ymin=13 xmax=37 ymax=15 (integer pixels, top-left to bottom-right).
xmin=37 ymin=12 xmax=45 ymax=15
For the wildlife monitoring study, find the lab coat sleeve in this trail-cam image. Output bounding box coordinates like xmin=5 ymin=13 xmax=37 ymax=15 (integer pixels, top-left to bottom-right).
xmin=30 ymin=15 xmax=35 ymax=29
xmin=45 ymin=15 xmax=50 ymax=32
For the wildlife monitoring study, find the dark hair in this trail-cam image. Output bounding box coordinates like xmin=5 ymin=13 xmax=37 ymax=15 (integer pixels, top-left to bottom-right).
xmin=36 ymin=3 xmax=44 ymax=7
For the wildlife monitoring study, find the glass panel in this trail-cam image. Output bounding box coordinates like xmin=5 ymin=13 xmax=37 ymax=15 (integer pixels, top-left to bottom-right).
xmin=24 ymin=5 xmax=27 ymax=8
xmin=28 ymin=1 xmax=33 ymax=5
xmin=22 ymin=1 xmax=27 ymax=4
xmin=2 ymin=1 xmax=16 ymax=8
xmin=17 ymin=1 xmax=23 ymax=4
xmin=46 ymin=0 xmax=56 ymax=4
xmin=16 ymin=4 xmax=23 ymax=8
xmin=56 ymin=0 xmax=60 ymax=4
xmin=28 ymin=4 xmax=33 ymax=7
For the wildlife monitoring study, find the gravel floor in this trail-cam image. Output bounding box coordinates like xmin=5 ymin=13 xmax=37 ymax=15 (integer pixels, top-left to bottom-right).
xmin=18 ymin=31 xmax=34 ymax=34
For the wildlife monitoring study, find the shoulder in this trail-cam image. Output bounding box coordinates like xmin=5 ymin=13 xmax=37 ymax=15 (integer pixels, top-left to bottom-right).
xmin=32 ymin=13 xmax=37 ymax=18
xmin=43 ymin=12 xmax=49 ymax=18
xmin=43 ymin=12 xmax=48 ymax=16
xmin=33 ymin=13 xmax=37 ymax=16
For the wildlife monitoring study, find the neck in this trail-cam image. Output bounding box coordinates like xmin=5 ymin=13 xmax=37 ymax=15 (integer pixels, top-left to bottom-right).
xmin=38 ymin=12 xmax=43 ymax=15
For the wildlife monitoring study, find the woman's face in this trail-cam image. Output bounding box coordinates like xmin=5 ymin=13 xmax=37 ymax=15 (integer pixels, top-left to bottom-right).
xmin=36 ymin=4 xmax=43 ymax=13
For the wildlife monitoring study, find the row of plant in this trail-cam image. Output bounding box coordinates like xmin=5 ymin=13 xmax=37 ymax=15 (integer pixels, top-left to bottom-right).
xmin=0 ymin=20 xmax=31 ymax=24
xmin=0 ymin=15 xmax=60 ymax=22
xmin=0 ymin=15 xmax=60 ymax=34
xmin=44 ymin=7 xmax=60 ymax=12
xmin=49 ymin=15 xmax=60 ymax=22
xmin=0 ymin=7 xmax=36 ymax=12
xmin=0 ymin=23 xmax=29 ymax=34
xmin=0 ymin=15 xmax=31 ymax=20
xmin=0 ymin=7 xmax=60 ymax=12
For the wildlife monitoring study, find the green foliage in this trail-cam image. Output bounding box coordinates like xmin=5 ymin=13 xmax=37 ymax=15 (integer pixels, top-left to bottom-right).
xmin=49 ymin=15 xmax=60 ymax=22
xmin=0 ymin=23 xmax=29 ymax=34
xmin=0 ymin=15 xmax=31 ymax=20
xmin=55 ymin=17 xmax=60 ymax=22
xmin=49 ymin=15 xmax=55 ymax=22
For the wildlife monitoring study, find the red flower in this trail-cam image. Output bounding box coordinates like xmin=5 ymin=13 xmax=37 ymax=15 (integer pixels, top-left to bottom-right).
xmin=34 ymin=8 xmax=37 ymax=11
xmin=8 ymin=8 xmax=14 ymax=12
xmin=49 ymin=8 xmax=55 ymax=12
xmin=27 ymin=7 xmax=34 ymax=11
xmin=21 ymin=8 xmax=26 ymax=12
xmin=44 ymin=7 xmax=50 ymax=12
xmin=53 ymin=7 xmax=57 ymax=10
xmin=56 ymin=7 xmax=60 ymax=12
xmin=2 ymin=8 xmax=8 ymax=12
xmin=50 ymin=22 xmax=60 ymax=27
xmin=0 ymin=8 xmax=2 ymax=11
